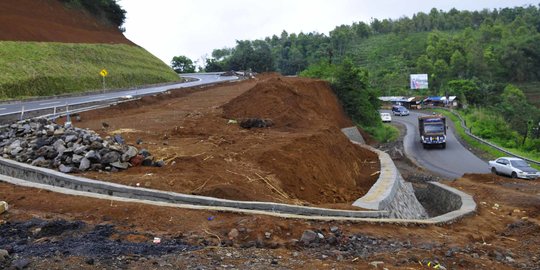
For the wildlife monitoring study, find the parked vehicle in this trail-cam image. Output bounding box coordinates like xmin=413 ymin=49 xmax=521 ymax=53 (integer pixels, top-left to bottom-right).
xmin=391 ymin=105 xmax=409 ymax=116
xmin=489 ymin=157 xmax=540 ymax=180
xmin=418 ymin=115 xmax=447 ymax=149
xmin=380 ymin=112 xmax=392 ymax=123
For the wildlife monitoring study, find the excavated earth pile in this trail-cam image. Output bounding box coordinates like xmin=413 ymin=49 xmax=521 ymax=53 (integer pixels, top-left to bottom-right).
xmin=70 ymin=75 xmax=379 ymax=207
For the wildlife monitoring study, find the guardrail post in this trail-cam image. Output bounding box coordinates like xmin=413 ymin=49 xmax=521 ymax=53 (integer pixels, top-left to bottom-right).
xmin=19 ymin=106 xmax=24 ymax=121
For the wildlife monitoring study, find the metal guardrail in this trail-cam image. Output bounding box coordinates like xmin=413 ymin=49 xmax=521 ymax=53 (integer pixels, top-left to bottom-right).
xmin=437 ymin=107 xmax=540 ymax=166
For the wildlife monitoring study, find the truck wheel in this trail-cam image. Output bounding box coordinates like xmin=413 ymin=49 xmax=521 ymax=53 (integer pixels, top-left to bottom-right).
xmin=511 ymin=172 xmax=518 ymax=178
xmin=491 ymin=167 xmax=498 ymax=175
xmin=422 ymin=144 xmax=427 ymax=149
xmin=441 ymin=143 xmax=446 ymax=149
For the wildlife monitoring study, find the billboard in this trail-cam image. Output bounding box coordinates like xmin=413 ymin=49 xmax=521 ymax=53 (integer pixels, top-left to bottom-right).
xmin=410 ymin=74 xmax=428 ymax=89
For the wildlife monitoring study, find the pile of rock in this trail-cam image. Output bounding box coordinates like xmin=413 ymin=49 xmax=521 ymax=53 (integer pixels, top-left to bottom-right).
xmin=0 ymin=118 xmax=160 ymax=173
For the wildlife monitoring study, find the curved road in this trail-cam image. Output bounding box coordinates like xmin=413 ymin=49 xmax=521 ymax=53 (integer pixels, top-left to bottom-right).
xmin=388 ymin=110 xmax=490 ymax=179
xmin=0 ymin=73 xmax=237 ymax=116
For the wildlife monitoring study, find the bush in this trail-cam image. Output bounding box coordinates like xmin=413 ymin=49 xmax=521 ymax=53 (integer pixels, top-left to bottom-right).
xmin=363 ymin=124 xmax=399 ymax=143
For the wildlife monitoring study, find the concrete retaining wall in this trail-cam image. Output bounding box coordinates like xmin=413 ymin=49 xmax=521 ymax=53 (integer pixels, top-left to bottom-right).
xmin=350 ymin=141 xmax=428 ymax=219
xmin=342 ymin=126 xmax=475 ymax=221
xmin=343 ymin=127 xmax=428 ymax=219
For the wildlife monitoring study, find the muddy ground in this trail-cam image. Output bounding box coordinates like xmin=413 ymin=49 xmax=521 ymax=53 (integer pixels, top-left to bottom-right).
xmin=1 ymin=75 xmax=540 ymax=269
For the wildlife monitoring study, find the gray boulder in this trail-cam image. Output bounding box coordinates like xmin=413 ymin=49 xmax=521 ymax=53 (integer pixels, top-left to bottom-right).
xmin=111 ymin=161 xmax=129 ymax=169
xmin=71 ymin=154 xmax=83 ymax=163
xmin=79 ymin=158 xmax=91 ymax=171
xmin=59 ymin=164 xmax=73 ymax=173
xmin=101 ymin=151 xmax=121 ymax=164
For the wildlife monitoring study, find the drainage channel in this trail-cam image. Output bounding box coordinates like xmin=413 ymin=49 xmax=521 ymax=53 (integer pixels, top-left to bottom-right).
xmin=0 ymin=157 xmax=387 ymax=219
xmin=0 ymin=154 xmax=475 ymax=224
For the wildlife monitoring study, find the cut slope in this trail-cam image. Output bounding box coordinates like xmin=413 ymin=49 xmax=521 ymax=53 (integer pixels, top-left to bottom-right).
xmin=0 ymin=0 xmax=132 ymax=44
xmin=0 ymin=0 xmax=179 ymax=99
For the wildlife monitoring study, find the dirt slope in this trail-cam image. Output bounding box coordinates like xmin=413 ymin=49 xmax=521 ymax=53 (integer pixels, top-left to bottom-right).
xmin=0 ymin=0 xmax=133 ymax=44
xmin=73 ymin=74 xmax=379 ymax=206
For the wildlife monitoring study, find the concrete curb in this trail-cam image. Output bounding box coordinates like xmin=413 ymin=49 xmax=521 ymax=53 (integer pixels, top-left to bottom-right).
xmin=0 ymin=157 xmax=387 ymax=219
xmin=0 ymin=127 xmax=476 ymax=224
xmin=352 ymin=142 xmax=400 ymax=210
xmin=0 ymin=174 xmax=476 ymax=224
xmin=341 ymin=127 xmax=400 ymax=211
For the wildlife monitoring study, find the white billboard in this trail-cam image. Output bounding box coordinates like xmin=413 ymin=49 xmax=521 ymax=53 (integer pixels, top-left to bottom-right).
xmin=410 ymin=74 xmax=428 ymax=89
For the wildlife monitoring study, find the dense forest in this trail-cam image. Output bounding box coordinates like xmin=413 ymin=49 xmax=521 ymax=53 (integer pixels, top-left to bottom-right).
xmin=197 ymin=5 xmax=540 ymax=157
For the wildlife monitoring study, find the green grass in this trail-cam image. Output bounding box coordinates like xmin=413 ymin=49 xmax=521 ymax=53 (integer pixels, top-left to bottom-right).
xmin=0 ymin=41 xmax=180 ymax=99
xmin=363 ymin=123 xmax=400 ymax=143
xmin=433 ymin=108 xmax=540 ymax=170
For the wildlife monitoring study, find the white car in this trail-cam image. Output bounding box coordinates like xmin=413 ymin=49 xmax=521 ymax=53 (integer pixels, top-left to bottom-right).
xmin=488 ymin=157 xmax=540 ymax=180
xmin=380 ymin=112 xmax=392 ymax=123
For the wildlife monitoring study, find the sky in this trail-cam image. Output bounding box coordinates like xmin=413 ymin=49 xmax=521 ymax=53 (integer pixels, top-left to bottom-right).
xmin=120 ymin=0 xmax=538 ymax=67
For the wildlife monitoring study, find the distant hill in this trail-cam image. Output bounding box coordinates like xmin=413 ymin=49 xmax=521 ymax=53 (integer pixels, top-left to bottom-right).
xmin=0 ymin=0 xmax=179 ymax=100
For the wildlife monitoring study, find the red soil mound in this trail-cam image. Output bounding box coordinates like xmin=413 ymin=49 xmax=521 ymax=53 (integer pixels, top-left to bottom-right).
xmin=222 ymin=77 xmax=353 ymax=130
xmin=258 ymin=128 xmax=379 ymax=204
xmin=222 ymin=76 xmax=377 ymax=204
xmin=0 ymin=0 xmax=133 ymax=44
xmin=70 ymin=76 xmax=379 ymax=206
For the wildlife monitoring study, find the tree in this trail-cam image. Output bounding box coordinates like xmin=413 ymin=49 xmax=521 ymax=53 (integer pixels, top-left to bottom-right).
xmin=450 ymin=50 xmax=467 ymax=78
xmin=499 ymin=84 xmax=534 ymax=146
xmin=204 ymin=58 xmax=225 ymax=72
xmin=171 ymin=55 xmax=196 ymax=73
xmin=333 ymin=58 xmax=380 ymax=127
xmin=416 ymin=54 xmax=433 ymax=75
xmin=446 ymin=79 xmax=478 ymax=105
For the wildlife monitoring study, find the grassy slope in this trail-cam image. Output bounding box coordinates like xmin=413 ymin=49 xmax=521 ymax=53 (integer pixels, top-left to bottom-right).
xmin=0 ymin=41 xmax=180 ymax=99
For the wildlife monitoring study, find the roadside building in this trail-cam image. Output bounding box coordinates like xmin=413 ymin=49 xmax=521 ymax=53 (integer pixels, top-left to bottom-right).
xmin=423 ymin=96 xmax=458 ymax=107
xmin=378 ymin=96 xmax=417 ymax=109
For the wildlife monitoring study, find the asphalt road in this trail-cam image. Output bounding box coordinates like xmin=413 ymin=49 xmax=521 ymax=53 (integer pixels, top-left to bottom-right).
xmin=0 ymin=73 xmax=238 ymax=117
xmin=388 ymin=110 xmax=490 ymax=179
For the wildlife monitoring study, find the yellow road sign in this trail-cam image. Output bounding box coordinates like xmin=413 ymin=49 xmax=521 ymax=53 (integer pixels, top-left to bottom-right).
xmin=100 ymin=69 xmax=108 ymax=77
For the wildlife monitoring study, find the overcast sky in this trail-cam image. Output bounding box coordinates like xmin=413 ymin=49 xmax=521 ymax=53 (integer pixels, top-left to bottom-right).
xmin=120 ymin=0 xmax=538 ymax=66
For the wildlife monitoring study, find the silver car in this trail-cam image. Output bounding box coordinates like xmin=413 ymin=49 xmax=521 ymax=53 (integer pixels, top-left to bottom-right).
xmin=488 ymin=157 xmax=540 ymax=180
xmin=391 ymin=105 xmax=409 ymax=116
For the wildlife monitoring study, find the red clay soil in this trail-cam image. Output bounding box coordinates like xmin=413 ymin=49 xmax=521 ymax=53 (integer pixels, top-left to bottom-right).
xmin=72 ymin=74 xmax=380 ymax=207
xmin=0 ymin=0 xmax=133 ymax=44
xmin=1 ymin=172 xmax=539 ymax=269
